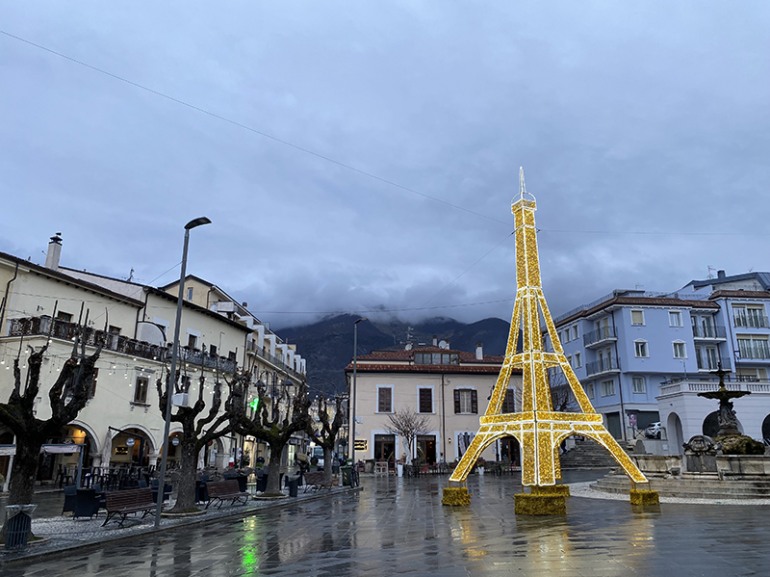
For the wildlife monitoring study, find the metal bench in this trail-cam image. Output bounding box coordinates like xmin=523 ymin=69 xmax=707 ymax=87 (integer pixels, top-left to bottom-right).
xmin=205 ymin=479 xmax=250 ymax=509
xmin=102 ymin=488 xmax=156 ymax=527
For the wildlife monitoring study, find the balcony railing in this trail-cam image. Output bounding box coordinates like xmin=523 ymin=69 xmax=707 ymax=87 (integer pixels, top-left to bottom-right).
xmin=691 ymin=325 xmax=726 ymax=339
xmin=734 ymin=315 xmax=769 ymax=329
xmin=583 ymin=326 xmax=616 ymax=347
xmin=585 ymin=357 xmax=619 ymax=376
xmin=736 ymin=344 xmax=770 ymax=360
xmin=6 ymin=316 xmax=237 ymax=373
xmin=245 ymin=339 xmax=303 ymax=381
xmin=695 ymin=357 xmax=732 ymax=371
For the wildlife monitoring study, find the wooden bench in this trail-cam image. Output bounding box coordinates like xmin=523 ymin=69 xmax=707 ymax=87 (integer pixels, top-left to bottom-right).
xmin=101 ymin=488 xmax=156 ymax=527
xmin=303 ymin=471 xmax=334 ymax=492
xmin=205 ymin=479 xmax=251 ymax=509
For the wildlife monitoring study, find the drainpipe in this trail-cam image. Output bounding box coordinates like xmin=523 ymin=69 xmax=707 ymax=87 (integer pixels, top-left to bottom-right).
xmin=440 ymin=374 xmax=447 ymax=462
xmin=610 ymin=310 xmax=627 ymax=441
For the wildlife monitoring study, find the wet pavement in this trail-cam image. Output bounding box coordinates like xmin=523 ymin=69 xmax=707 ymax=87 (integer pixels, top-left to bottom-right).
xmin=3 ymin=471 xmax=770 ymax=576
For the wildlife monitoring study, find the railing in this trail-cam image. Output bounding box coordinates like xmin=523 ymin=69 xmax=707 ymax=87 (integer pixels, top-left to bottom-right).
xmin=691 ymin=325 xmax=726 ymax=339
xmin=695 ymin=357 xmax=732 ymax=371
xmin=245 ymin=339 xmax=304 ymax=380
xmin=736 ymin=344 xmax=770 ymax=360
xmin=659 ymin=379 xmax=770 ymax=396
xmin=583 ymin=326 xmax=616 ymax=347
xmin=585 ymin=357 xmax=619 ymax=376
xmin=734 ymin=315 xmax=769 ymax=328
xmin=6 ymin=316 xmax=237 ymax=373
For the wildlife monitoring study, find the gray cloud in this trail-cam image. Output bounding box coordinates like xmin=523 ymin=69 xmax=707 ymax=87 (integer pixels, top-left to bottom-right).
xmin=1 ymin=1 xmax=769 ymax=330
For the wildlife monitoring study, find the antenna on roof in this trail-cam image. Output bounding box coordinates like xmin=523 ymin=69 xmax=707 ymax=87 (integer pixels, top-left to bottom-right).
xmin=707 ymin=265 xmax=716 ymax=279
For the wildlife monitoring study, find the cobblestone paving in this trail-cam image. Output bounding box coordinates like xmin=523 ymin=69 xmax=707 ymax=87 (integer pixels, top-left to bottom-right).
xmin=3 ymin=472 xmax=770 ymax=576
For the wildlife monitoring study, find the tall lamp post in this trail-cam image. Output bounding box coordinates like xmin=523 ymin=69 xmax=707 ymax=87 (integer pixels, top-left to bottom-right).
xmin=154 ymin=216 xmax=211 ymax=527
xmin=349 ymin=317 xmax=366 ymax=463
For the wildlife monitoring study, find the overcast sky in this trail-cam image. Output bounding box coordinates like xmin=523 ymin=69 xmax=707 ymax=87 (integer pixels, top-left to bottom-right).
xmin=1 ymin=2 xmax=769 ymax=329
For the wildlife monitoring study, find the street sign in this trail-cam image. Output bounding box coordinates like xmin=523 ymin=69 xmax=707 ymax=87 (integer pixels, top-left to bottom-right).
xmin=354 ymin=439 xmax=367 ymax=451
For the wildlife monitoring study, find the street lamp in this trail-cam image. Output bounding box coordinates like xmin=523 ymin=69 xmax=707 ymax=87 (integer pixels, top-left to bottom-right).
xmin=154 ymin=216 xmax=211 ymax=527
xmin=349 ymin=317 xmax=366 ymax=463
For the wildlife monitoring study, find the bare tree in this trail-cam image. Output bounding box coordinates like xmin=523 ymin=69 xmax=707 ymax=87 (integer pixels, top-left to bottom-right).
xmin=229 ymin=371 xmax=311 ymax=495
xmin=551 ymin=385 xmax=575 ymax=412
xmin=155 ymin=353 xmax=233 ymax=513
xmin=0 ymin=314 xmax=102 ymax=542
xmin=307 ymin=395 xmax=344 ymax=483
xmin=386 ymin=408 xmax=431 ymax=463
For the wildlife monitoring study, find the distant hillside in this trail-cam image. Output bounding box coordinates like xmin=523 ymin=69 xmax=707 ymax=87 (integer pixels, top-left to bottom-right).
xmin=278 ymin=314 xmax=511 ymax=397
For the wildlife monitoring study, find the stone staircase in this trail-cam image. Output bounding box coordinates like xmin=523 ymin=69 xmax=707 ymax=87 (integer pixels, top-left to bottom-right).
xmin=591 ymin=473 xmax=770 ymax=499
xmin=560 ymin=438 xmax=618 ymax=469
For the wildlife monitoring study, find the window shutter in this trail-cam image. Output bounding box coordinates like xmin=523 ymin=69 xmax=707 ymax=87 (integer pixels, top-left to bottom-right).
xmin=454 ymin=389 xmax=461 ymax=414
xmin=471 ymin=390 xmax=478 ymax=414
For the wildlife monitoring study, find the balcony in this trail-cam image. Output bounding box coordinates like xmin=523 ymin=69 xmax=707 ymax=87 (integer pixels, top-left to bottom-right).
xmin=736 ymin=344 xmax=770 ymax=361
xmin=691 ymin=325 xmax=727 ymax=340
xmin=585 ymin=357 xmax=620 ymax=377
xmin=6 ymin=316 xmax=237 ymax=373
xmin=583 ymin=326 xmax=617 ymax=348
xmin=245 ymin=339 xmax=303 ymax=381
xmin=734 ymin=315 xmax=769 ymax=329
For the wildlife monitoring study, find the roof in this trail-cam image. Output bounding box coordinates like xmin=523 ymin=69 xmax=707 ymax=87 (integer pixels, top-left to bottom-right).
xmin=0 ymin=251 xmax=145 ymax=307
xmin=344 ymin=345 xmax=509 ymax=374
xmin=555 ymin=294 xmax=718 ymax=326
xmin=688 ymin=271 xmax=770 ymax=291
xmin=709 ymin=290 xmax=770 ymax=300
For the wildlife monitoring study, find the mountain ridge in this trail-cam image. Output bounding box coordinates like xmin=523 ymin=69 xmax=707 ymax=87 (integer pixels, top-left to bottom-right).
xmin=277 ymin=314 xmax=511 ymax=397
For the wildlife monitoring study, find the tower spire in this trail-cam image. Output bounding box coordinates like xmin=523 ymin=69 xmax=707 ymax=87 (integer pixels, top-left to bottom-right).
xmin=519 ymin=166 xmax=526 ymax=199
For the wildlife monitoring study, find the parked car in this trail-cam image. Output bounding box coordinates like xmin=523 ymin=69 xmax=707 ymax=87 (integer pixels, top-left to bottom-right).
xmin=644 ymin=422 xmax=662 ymax=439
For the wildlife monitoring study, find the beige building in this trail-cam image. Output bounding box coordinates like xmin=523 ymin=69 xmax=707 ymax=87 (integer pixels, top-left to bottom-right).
xmin=0 ymin=235 xmax=306 ymax=490
xmin=346 ymin=339 xmax=521 ymax=468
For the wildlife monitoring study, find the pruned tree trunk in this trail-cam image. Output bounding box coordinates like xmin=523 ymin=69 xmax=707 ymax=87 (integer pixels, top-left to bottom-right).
xmin=172 ymin=437 xmax=199 ymax=511
xmin=265 ymin=443 xmax=285 ymax=495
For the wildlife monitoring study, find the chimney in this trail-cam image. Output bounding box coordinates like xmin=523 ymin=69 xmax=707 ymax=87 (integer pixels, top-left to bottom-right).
xmin=432 ymin=335 xmax=438 ymax=347
xmin=717 ymin=270 xmax=726 ymax=279
xmin=45 ymin=233 xmax=63 ymax=270
xmin=476 ymin=342 xmax=483 ymax=360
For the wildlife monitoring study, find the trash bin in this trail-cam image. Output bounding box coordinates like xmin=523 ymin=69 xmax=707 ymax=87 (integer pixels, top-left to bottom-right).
xmin=341 ymin=466 xmax=352 ymax=487
xmin=4 ymin=504 xmax=36 ymax=550
xmin=286 ymin=475 xmax=300 ymax=498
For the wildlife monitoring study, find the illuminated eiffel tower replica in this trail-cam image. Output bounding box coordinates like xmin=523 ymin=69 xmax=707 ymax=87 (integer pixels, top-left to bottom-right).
xmin=442 ymin=169 xmax=658 ymax=513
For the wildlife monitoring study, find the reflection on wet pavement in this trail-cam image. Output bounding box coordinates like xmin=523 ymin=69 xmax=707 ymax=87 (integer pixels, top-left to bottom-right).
xmin=3 ymin=471 xmax=769 ymax=576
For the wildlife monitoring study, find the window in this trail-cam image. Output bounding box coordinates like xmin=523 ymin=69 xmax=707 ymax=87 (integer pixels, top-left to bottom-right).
xmin=696 ymin=345 xmax=719 ymax=370
xmin=377 ymin=386 xmax=393 ymax=413
xmin=414 ymin=352 xmax=460 ymax=365
xmin=585 ymin=383 xmax=595 ymax=399
xmin=634 ymin=340 xmax=648 ymax=358
xmin=632 ymin=377 xmax=646 ymax=394
xmin=669 ymin=311 xmax=683 ymax=327
xmin=601 ymin=380 xmax=615 ymax=397
xmin=187 ymin=334 xmax=198 ymax=349
xmin=418 ymin=388 xmax=433 ymax=413
xmin=733 ymin=304 xmax=768 ymax=328
xmin=574 ymin=352 xmax=582 ymax=368
xmin=673 ymin=341 xmax=687 ymax=359
xmin=186 ymin=286 xmax=194 ymax=301
xmin=502 ymin=389 xmax=516 ymax=413
xmin=631 ymin=310 xmax=645 ymax=326
xmin=736 ymin=335 xmax=770 ymax=360
xmin=133 ymin=375 xmax=149 ymax=404
xmin=454 ymin=389 xmax=478 ymax=414
xmin=566 ymin=355 xmax=572 ymax=367
xmin=572 ymin=326 xmax=579 ymax=341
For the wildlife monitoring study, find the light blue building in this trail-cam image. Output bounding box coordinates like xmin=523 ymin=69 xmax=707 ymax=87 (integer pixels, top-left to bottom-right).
xmin=546 ymin=270 xmax=770 ymax=454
